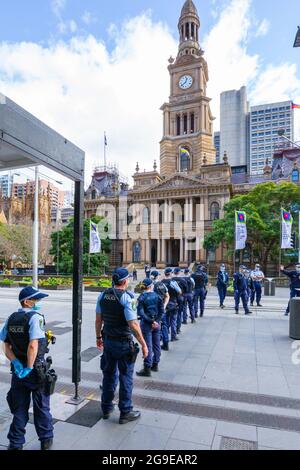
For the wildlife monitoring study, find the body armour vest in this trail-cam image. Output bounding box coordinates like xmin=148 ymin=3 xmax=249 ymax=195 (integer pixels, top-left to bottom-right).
xmin=100 ymin=288 xmax=132 ymax=338
xmin=172 ymin=277 xmax=187 ymax=295
xmin=184 ymin=277 xmax=194 ymax=294
xmin=162 ymin=279 xmax=178 ymax=308
xmin=192 ymin=273 xmax=207 ymax=289
xmin=6 ymin=311 xmax=48 ymax=366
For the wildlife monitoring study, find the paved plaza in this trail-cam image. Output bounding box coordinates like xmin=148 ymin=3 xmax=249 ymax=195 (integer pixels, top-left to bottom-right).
xmin=1 ymin=284 xmax=300 ymax=450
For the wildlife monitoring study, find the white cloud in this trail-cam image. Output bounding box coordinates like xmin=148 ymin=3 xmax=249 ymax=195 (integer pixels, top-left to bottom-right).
xmin=51 ymin=0 xmax=66 ymax=18
xmin=82 ymin=11 xmax=96 ymax=26
xmin=255 ymin=18 xmax=270 ymax=38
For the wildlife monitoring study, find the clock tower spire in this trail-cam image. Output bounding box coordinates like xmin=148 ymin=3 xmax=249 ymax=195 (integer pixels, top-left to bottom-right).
xmin=160 ymin=0 xmax=216 ymax=178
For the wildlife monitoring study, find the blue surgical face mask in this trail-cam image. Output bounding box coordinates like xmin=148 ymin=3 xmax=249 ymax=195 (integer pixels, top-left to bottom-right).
xmin=32 ymin=304 xmax=41 ymax=311
xmin=221 ymin=267 xmax=225 ymax=272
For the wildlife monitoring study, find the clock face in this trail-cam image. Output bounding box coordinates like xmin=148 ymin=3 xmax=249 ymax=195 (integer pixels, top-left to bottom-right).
xmin=179 ymin=75 xmax=193 ymax=90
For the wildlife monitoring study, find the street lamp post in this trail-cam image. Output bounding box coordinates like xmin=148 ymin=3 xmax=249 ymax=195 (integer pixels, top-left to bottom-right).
xmin=278 ymin=129 xmax=300 ymax=149
xmin=32 ymin=166 xmax=39 ymax=288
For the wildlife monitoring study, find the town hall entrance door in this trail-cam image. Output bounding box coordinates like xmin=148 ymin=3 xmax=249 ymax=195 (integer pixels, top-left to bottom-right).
xmin=167 ymin=240 xmax=180 ymax=267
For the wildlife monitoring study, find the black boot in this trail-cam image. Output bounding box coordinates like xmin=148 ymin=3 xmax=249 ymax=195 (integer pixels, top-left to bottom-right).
xmin=41 ymin=439 xmax=53 ymax=451
xmin=119 ymin=410 xmax=141 ymax=425
xmin=161 ymin=343 xmax=169 ymax=351
xmin=182 ymin=320 xmax=188 ymax=325
xmin=151 ymin=363 xmax=159 ymax=372
xmin=235 ymin=310 xmax=239 ymax=315
xmin=7 ymin=446 xmax=23 ymax=451
xmin=136 ymin=366 xmax=151 ymax=377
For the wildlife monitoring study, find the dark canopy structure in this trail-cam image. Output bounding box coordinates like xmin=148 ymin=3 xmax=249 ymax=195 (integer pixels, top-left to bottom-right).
xmin=0 ymin=92 xmax=85 ymax=400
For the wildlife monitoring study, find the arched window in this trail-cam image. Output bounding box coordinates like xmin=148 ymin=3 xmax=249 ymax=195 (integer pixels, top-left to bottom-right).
xmin=191 ymin=23 xmax=195 ymax=39
xmin=292 ymin=169 xmax=299 ymax=183
xmin=133 ymin=242 xmax=141 ymax=263
xmin=180 ymin=147 xmax=191 ymax=172
xmin=190 ymin=113 xmax=195 ymax=133
xmin=142 ymin=207 xmax=150 ymax=224
xmin=210 ymin=202 xmax=220 ymax=220
xmin=91 ymin=190 xmax=97 ymax=200
xmin=183 ymin=114 xmax=188 ymax=134
xmin=185 ymin=23 xmax=189 ymax=40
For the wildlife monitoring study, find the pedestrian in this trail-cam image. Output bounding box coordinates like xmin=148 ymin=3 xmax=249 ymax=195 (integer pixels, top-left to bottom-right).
xmin=250 ymin=264 xmax=265 ymax=307
xmin=233 ymin=266 xmax=252 ymax=315
xmin=145 ymin=265 xmax=151 ymax=279
xmin=191 ymin=265 xmax=208 ymax=318
xmin=151 ymin=270 xmax=170 ymax=351
xmin=162 ymin=268 xmax=182 ymax=343
xmin=0 ymin=286 xmax=54 ymax=451
xmin=132 ymin=267 xmax=138 ymax=282
xmin=244 ymin=269 xmax=253 ymax=307
xmin=216 ymin=264 xmax=229 ymax=309
xmin=281 ymin=264 xmax=300 ymax=316
xmin=96 ymin=268 xmax=148 ymax=424
xmin=136 ymin=279 xmax=164 ymax=377
xmin=182 ymin=268 xmax=195 ymax=324
xmin=172 ymin=268 xmax=188 ymax=334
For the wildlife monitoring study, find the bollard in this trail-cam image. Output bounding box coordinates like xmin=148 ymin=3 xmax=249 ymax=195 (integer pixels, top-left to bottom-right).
xmin=264 ymin=280 xmax=270 ymax=296
xmin=289 ymin=298 xmax=300 ymax=340
xmin=270 ymin=280 xmax=276 ymax=296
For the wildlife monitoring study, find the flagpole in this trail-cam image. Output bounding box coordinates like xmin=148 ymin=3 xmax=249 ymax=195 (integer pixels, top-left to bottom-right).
xmin=279 ymin=211 xmax=282 ymax=278
xmin=104 ymin=132 xmax=107 ymax=170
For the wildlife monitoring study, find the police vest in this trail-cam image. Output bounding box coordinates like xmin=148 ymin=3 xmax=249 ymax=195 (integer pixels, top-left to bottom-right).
xmin=162 ymin=279 xmax=178 ymax=308
xmin=100 ymin=288 xmax=132 ymax=338
xmin=234 ymin=273 xmax=247 ymax=292
xmin=154 ymin=281 xmax=168 ymax=300
xmin=6 ymin=311 xmax=48 ymax=366
xmin=192 ymin=273 xmax=207 ymax=289
xmin=184 ymin=277 xmax=194 ymax=294
xmin=173 ymin=277 xmax=188 ymax=295
xmin=139 ymin=292 xmax=161 ymax=323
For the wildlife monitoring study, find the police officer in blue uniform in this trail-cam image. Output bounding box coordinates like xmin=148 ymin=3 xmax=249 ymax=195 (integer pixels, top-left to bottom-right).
xmin=244 ymin=269 xmax=253 ymax=308
xmin=136 ymin=279 xmax=164 ymax=377
xmin=216 ymin=264 xmax=229 ymax=309
xmin=281 ymin=264 xmax=300 ymax=316
xmin=0 ymin=286 xmax=54 ymax=451
xmin=151 ymin=271 xmax=170 ymax=351
xmin=172 ymin=268 xmax=188 ymax=334
xmin=234 ymin=266 xmax=252 ymax=315
xmin=191 ymin=265 xmax=208 ymax=318
xmin=250 ymin=264 xmax=265 ymax=307
xmin=96 ymin=268 xmax=148 ymax=424
xmin=162 ymin=268 xmax=182 ymax=342
xmin=182 ymin=269 xmax=195 ymax=324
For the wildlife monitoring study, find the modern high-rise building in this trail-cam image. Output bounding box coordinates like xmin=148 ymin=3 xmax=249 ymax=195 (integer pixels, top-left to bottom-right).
xmin=0 ymin=173 xmax=14 ymax=198
xmin=214 ymin=132 xmax=221 ymax=163
xmin=12 ymin=179 xmax=65 ymax=209
xmin=220 ymin=86 xmax=249 ymax=168
xmin=249 ymin=101 xmax=294 ymax=175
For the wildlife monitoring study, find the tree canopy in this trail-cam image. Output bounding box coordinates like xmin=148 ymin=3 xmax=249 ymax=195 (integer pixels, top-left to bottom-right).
xmin=203 ymin=182 xmax=300 ymax=271
xmin=0 ymin=223 xmax=32 ymax=267
xmin=50 ymin=216 xmax=111 ymax=275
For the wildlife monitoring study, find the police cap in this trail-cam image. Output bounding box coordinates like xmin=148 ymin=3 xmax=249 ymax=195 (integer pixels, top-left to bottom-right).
xmin=19 ymin=286 xmax=49 ymax=303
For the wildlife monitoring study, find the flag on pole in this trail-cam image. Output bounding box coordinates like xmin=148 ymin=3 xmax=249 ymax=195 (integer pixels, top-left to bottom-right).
xmin=235 ymin=211 xmax=247 ymax=250
xmin=292 ymin=103 xmax=300 ymax=109
xmin=281 ymin=209 xmax=293 ymax=249
xmin=90 ymin=221 xmax=101 ymax=254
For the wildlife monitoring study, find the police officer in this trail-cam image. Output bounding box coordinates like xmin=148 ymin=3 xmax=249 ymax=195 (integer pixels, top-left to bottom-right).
xmin=281 ymin=264 xmax=300 ymax=316
xmin=182 ymin=269 xmax=195 ymax=324
xmin=151 ymin=271 xmax=170 ymax=351
xmin=216 ymin=264 xmax=229 ymax=309
xmin=172 ymin=268 xmax=188 ymax=334
xmin=162 ymin=268 xmax=182 ymax=342
xmin=136 ymin=279 xmax=164 ymax=377
xmin=234 ymin=266 xmax=252 ymax=315
xmin=0 ymin=286 xmax=54 ymax=451
xmin=191 ymin=265 xmax=208 ymax=318
xmin=145 ymin=265 xmax=151 ymax=279
xmin=250 ymin=264 xmax=265 ymax=307
xmin=96 ymin=268 xmax=148 ymax=425
xmin=244 ymin=269 xmax=253 ymax=307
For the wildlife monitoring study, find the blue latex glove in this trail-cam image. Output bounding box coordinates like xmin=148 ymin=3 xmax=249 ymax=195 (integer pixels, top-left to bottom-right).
xmin=12 ymin=359 xmax=23 ymax=375
xmin=16 ymin=368 xmax=33 ymax=380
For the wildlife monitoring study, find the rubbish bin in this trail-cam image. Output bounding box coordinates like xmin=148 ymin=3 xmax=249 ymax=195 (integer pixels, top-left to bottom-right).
xmin=289 ymin=298 xmax=300 ymax=340
xmin=264 ymin=279 xmax=275 ymax=296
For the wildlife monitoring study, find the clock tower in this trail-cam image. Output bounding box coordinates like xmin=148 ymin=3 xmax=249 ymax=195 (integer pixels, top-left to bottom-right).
xmin=160 ymin=0 xmax=216 ymax=178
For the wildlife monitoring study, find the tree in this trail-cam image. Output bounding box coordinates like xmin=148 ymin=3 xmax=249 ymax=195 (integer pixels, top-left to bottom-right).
xmin=0 ymin=223 xmax=32 ymax=267
xmin=203 ymin=182 xmax=300 ymax=273
xmin=50 ymin=216 xmax=111 ymax=275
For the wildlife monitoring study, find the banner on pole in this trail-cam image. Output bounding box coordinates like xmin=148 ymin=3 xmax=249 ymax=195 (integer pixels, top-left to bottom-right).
xmin=281 ymin=209 xmax=293 ymax=249
xmin=90 ymin=221 xmax=101 ymax=254
xmin=235 ymin=211 xmax=247 ymax=251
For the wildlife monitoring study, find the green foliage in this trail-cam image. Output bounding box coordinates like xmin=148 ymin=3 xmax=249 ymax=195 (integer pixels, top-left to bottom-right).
xmin=50 ymin=216 xmax=111 ymax=275
xmin=0 ymin=223 xmax=32 ymax=266
xmin=0 ymin=278 xmax=16 ymax=286
xmin=203 ymin=182 xmax=300 ymax=271
xmin=38 ymin=277 xmax=72 ymax=287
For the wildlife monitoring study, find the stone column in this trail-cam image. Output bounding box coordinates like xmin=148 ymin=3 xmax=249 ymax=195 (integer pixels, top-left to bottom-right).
xmin=157 ymin=238 xmax=161 ymax=263
xmin=146 ymin=239 xmax=151 ymax=263
xmin=180 ymin=238 xmax=184 ymax=263
xmin=161 ymin=239 xmax=166 ymax=264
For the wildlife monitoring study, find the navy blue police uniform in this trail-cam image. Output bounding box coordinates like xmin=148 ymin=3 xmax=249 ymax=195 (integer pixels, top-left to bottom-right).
xmin=234 ymin=268 xmax=252 ymax=315
xmin=136 ymin=280 xmax=164 ymax=375
xmin=96 ymin=271 xmax=139 ymax=421
xmin=216 ymin=267 xmax=229 ymax=308
xmin=172 ymin=269 xmax=188 ymax=333
xmin=152 ymin=271 xmax=169 ymax=350
xmin=0 ymin=287 xmax=53 ymax=450
xmin=182 ymin=270 xmax=195 ymax=323
xmin=162 ymin=269 xmax=181 ymax=342
xmin=281 ymin=267 xmax=300 ymax=315
xmin=191 ymin=268 xmax=208 ymax=318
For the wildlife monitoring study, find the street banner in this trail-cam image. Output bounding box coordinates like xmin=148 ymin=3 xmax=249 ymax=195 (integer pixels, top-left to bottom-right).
xmin=235 ymin=211 xmax=247 ymax=250
xmin=90 ymin=221 xmax=101 ymax=254
xmin=281 ymin=209 xmax=293 ymax=249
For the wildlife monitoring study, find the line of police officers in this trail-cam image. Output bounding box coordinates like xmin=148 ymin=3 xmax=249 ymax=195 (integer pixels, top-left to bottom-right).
xmin=1 ymin=261 xmax=299 ymax=450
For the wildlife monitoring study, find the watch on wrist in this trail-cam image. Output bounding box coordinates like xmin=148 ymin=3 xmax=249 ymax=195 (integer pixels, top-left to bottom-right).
xmin=97 ymin=336 xmax=102 ymax=340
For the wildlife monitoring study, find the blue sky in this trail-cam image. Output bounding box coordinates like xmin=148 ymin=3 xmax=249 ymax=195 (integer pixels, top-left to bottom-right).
xmin=0 ymin=0 xmax=299 ymax=185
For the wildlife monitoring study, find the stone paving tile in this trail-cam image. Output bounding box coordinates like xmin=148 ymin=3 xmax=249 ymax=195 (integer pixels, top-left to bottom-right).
xmin=32 ymin=393 xmax=88 ymax=422
xmin=215 ymin=421 xmax=257 ymax=442
xmin=172 ymin=374 xmax=201 ymax=387
xmin=170 ymin=416 xmax=216 ymax=446
xmin=223 ymin=400 xmax=300 ymax=418
xmin=71 ymin=418 xmax=129 ymax=450
xmin=137 ymin=409 xmax=179 ymax=430
xmin=257 ymin=366 xmax=291 ymax=397
xmin=257 ymin=427 xmax=300 ymax=450
xmin=117 ymin=424 xmax=172 ymax=450
xmin=25 ymin=421 xmax=90 ymax=451
xmin=165 ymin=439 xmax=210 ymax=451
